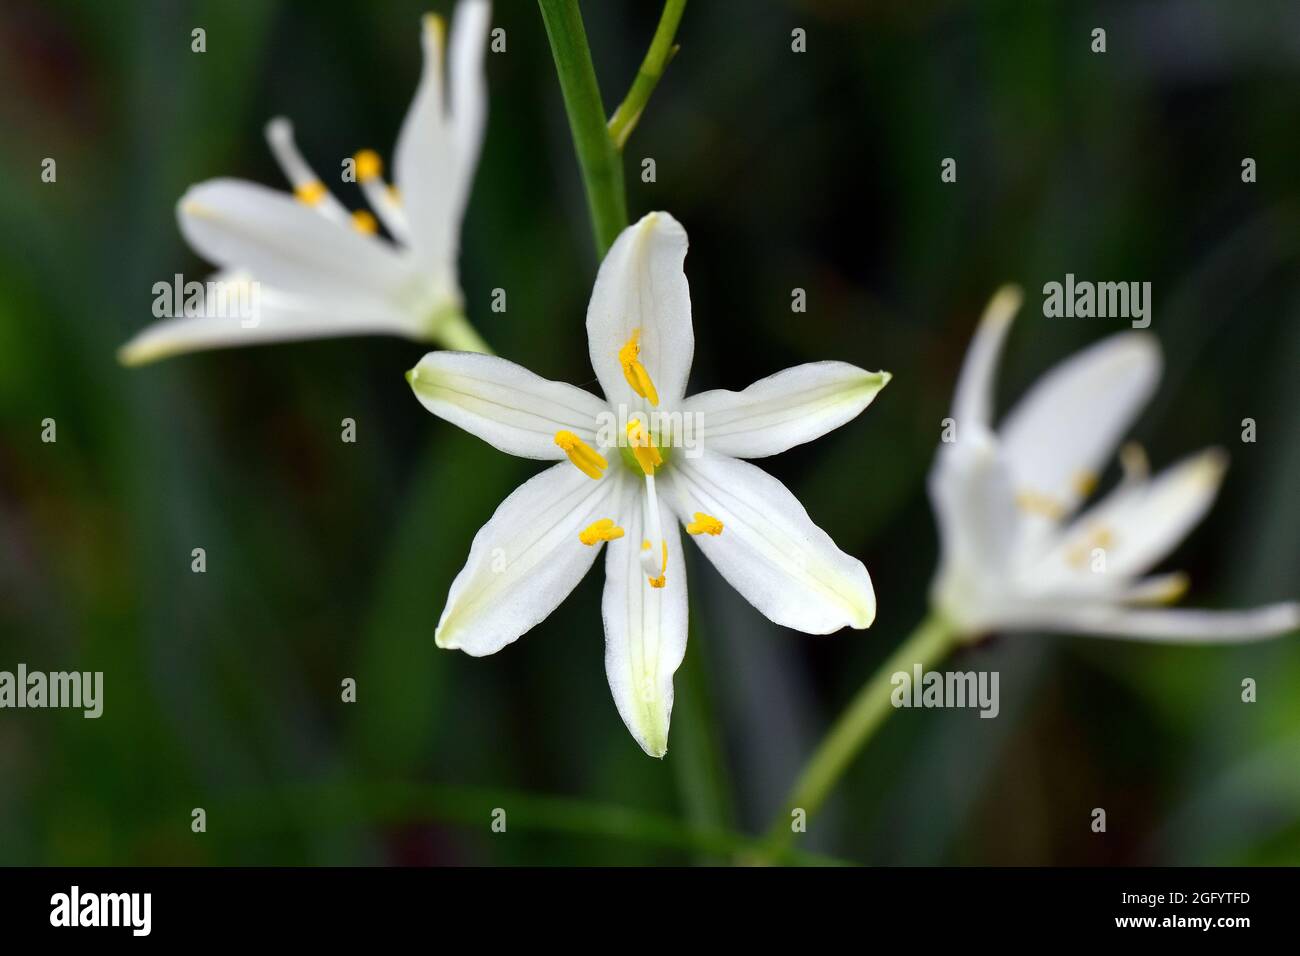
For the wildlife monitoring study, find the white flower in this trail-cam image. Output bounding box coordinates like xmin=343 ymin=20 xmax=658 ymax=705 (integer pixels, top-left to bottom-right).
xmin=407 ymin=212 xmax=889 ymax=756
xmin=929 ymin=285 xmax=1300 ymax=642
xmin=119 ymin=1 xmax=493 ymax=365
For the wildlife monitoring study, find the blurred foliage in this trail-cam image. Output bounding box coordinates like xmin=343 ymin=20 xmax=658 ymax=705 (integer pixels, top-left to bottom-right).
xmin=0 ymin=0 xmax=1297 ymax=865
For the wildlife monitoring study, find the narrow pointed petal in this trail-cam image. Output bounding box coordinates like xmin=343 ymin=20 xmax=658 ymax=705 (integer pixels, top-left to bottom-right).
xmin=393 ymin=14 xmax=459 ymax=275
xmin=951 ymin=285 xmax=1022 ymax=429
xmin=436 ymin=464 xmax=622 ymax=655
xmin=1015 ymin=601 xmax=1300 ymax=643
xmin=1046 ymin=448 xmax=1227 ymax=581
xmin=681 ymin=362 xmax=891 ymax=459
xmin=927 ymin=427 xmax=1022 ymax=626
xmin=665 ymin=455 xmax=875 ymax=633
xmin=407 ymin=351 xmax=609 ymax=460
xmin=448 ymin=0 xmax=491 ymax=224
xmin=601 ymin=491 xmax=687 ymax=757
xmin=120 ymin=280 xmax=417 ymax=365
xmin=177 ymin=179 xmax=421 ymax=304
xmin=586 ymin=212 xmax=694 ymax=411
xmin=1000 ymin=331 xmax=1161 ymax=522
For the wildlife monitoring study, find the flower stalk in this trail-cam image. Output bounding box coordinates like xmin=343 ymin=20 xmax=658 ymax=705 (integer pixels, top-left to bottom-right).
xmin=758 ymin=612 xmax=959 ymax=861
xmin=538 ymin=0 xmax=629 ymax=256
xmin=607 ymin=0 xmax=687 ymax=150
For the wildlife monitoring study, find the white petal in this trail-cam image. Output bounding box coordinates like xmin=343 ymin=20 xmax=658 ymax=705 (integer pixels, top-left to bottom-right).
xmin=601 ymin=485 xmax=687 ymax=757
xmin=999 ymin=331 xmax=1161 ymax=521
xmin=448 ymin=0 xmax=491 ymax=225
xmin=119 ymin=279 xmax=417 ymax=366
xmin=436 ymin=463 xmax=622 ymax=656
xmin=681 ymin=362 xmax=891 ymax=459
xmin=393 ymin=15 xmax=459 ymax=278
xmin=586 ymin=212 xmax=694 ymax=411
xmin=1014 ymin=601 xmax=1300 ymax=644
xmin=407 ymin=351 xmax=610 ymax=460
xmin=664 ymin=455 xmax=875 ymax=633
xmin=926 ymin=428 xmax=1022 ymax=628
xmin=951 ymin=285 xmax=1022 ymax=429
xmin=177 ymin=179 xmax=424 ymax=305
xmin=1046 ymin=448 xmax=1227 ymax=581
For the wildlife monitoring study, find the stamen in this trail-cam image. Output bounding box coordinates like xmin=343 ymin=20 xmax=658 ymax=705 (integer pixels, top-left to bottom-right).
xmin=353 ymin=149 xmax=383 ymax=182
xmin=294 ymin=181 xmax=328 ymax=206
xmin=346 ymin=148 xmax=410 ymax=241
xmin=639 ymin=472 xmax=668 ymax=586
xmin=265 ymin=117 xmax=349 ymax=224
xmin=1066 ymin=526 xmax=1115 ymax=568
xmin=554 ymin=431 xmax=608 ymax=480
xmin=1071 ymin=470 xmax=1098 ymax=497
xmin=626 ymin=419 xmax=662 ymax=475
xmin=618 ymin=329 xmax=660 ymax=406
xmin=351 ymin=210 xmax=379 ymax=235
xmin=579 ymin=519 xmax=624 ymax=546
xmin=686 ymin=512 xmax=724 ymax=536
xmin=1015 ymin=489 xmax=1065 ymax=520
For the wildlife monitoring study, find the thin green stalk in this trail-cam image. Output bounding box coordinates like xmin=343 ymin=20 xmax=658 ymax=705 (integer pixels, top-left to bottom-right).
xmin=758 ymin=612 xmax=959 ymax=861
xmin=607 ymin=0 xmax=687 ymax=150
xmin=435 ymin=310 xmax=494 ymax=354
xmin=538 ymin=0 xmax=628 ymax=256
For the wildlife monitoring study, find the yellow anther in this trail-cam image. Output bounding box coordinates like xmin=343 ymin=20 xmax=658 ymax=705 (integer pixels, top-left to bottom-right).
xmin=618 ymin=329 xmax=660 ymax=406
xmin=1072 ymin=470 xmax=1099 ymax=497
xmin=649 ymin=575 xmax=666 ymax=589
xmin=579 ymin=518 xmax=624 ymax=546
xmin=351 ymin=210 xmax=378 ymax=235
xmin=626 ymin=419 xmax=663 ymax=475
xmin=554 ymin=431 xmax=608 ymax=480
xmin=686 ymin=512 xmax=724 ymax=536
xmin=1015 ymin=489 xmax=1065 ymax=520
xmin=294 ymin=180 xmax=327 ymax=206
xmin=353 ymin=149 xmax=383 ymax=182
xmin=1066 ymin=526 xmax=1115 ymax=568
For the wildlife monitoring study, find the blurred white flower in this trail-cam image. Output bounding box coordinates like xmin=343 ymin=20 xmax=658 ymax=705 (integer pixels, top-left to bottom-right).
xmin=120 ymin=1 xmax=492 ymax=365
xmin=408 ymin=212 xmax=889 ymax=756
xmin=929 ymin=285 xmax=1299 ymax=642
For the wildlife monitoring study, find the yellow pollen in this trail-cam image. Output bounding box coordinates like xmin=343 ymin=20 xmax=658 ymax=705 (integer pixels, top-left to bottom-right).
xmin=649 ymin=575 xmax=666 ymax=589
xmin=1015 ymin=489 xmax=1066 ymax=520
xmin=618 ymin=329 xmax=660 ymax=406
xmin=554 ymin=430 xmax=608 ymax=480
xmin=351 ymin=210 xmax=378 ymax=235
xmin=353 ymin=149 xmax=383 ymax=182
xmin=1066 ymin=526 xmax=1115 ymax=568
xmin=294 ymin=180 xmax=327 ymax=206
xmin=626 ymin=419 xmax=663 ymax=475
xmin=579 ymin=518 xmax=624 ymax=546
xmin=686 ymin=512 xmax=724 ymax=536
xmin=1154 ymin=574 xmax=1189 ymax=605
xmin=1072 ymin=470 xmax=1099 ymax=497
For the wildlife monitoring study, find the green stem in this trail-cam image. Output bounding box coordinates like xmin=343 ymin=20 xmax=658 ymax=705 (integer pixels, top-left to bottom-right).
xmin=758 ymin=612 xmax=959 ymax=860
xmin=538 ymin=0 xmax=629 ymax=257
xmin=434 ymin=310 xmax=493 ymax=354
xmin=607 ymin=0 xmax=688 ymax=150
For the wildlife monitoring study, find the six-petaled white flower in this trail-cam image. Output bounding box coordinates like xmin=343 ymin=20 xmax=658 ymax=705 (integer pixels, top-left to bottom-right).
xmin=929 ymin=285 xmax=1300 ymax=642
xmin=120 ymin=1 xmax=493 ymax=365
xmin=407 ymin=212 xmax=889 ymax=756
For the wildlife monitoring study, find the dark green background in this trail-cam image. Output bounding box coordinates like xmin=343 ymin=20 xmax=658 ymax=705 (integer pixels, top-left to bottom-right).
xmin=1 ymin=0 xmax=1297 ymax=865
